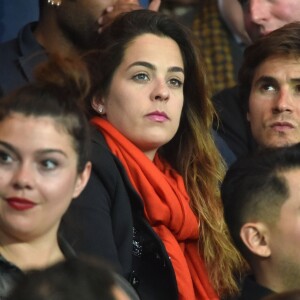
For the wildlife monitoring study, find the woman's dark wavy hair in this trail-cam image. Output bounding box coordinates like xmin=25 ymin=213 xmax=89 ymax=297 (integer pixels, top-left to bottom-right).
xmin=85 ymin=9 xmax=214 ymax=171
xmin=84 ymin=9 xmax=246 ymax=297
xmin=0 ymin=55 xmax=90 ymax=173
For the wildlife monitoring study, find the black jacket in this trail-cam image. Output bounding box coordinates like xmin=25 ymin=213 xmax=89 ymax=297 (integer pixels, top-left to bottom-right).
xmin=0 ymin=22 xmax=47 ymax=96
xmin=62 ymin=127 xmax=178 ymax=300
xmin=213 ymin=86 xmax=256 ymax=158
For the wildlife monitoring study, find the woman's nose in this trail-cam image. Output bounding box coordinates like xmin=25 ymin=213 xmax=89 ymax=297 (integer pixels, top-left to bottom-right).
xmin=12 ymin=163 xmax=34 ymax=190
xmin=150 ymin=81 xmax=170 ymax=102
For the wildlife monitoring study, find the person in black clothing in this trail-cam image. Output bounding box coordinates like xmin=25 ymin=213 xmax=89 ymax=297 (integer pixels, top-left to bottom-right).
xmin=221 ymin=143 xmax=300 ymax=300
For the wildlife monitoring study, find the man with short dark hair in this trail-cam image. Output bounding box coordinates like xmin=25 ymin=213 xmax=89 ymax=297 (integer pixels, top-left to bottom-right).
xmin=214 ymin=21 xmax=300 ymax=157
xmin=221 ymin=142 xmax=300 ymax=299
xmin=214 ymin=0 xmax=300 ymax=157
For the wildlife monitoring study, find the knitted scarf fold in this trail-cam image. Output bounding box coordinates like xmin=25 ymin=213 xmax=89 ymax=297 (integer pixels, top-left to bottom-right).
xmin=91 ymin=117 xmax=218 ymax=300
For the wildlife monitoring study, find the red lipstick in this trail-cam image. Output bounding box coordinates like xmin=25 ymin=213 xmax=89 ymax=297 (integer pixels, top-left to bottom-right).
xmin=6 ymin=197 xmax=36 ymax=211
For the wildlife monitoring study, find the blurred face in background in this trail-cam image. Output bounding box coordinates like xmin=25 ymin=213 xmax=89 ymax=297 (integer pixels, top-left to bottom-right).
xmin=240 ymin=0 xmax=300 ymax=42
xmin=55 ymin=0 xmax=116 ymax=49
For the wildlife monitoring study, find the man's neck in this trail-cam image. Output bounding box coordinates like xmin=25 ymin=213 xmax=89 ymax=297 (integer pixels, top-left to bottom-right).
xmin=34 ymin=12 xmax=78 ymax=57
xmin=254 ymin=265 xmax=285 ymax=294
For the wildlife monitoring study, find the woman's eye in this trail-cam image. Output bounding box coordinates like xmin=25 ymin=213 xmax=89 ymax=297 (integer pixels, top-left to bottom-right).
xmin=0 ymin=151 xmax=13 ymax=165
xmin=40 ymin=159 xmax=58 ymax=170
xmin=169 ymin=78 xmax=183 ymax=88
xmin=132 ymin=73 xmax=149 ymax=82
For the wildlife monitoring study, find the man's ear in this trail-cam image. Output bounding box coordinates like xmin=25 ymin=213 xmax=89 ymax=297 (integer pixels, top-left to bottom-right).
xmin=240 ymin=222 xmax=271 ymax=258
xmin=246 ymin=111 xmax=250 ymax=122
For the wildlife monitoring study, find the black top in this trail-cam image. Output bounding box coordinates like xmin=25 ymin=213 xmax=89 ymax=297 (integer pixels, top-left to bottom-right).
xmin=213 ymin=86 xmax=256 ymax=158
xmin=62 ymin=126 xmax=178 ymax=300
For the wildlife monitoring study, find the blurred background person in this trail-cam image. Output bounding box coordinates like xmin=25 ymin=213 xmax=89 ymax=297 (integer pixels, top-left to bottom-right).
xmin=159 ymin=0 xmax=248 ymax=95
xmin=0 ymin=0 xmax=160 ymax=96
xmin=218 ymin=0 xmax=251 ymax=46
xmin=240 ymin=0 xmax=300 ymax=43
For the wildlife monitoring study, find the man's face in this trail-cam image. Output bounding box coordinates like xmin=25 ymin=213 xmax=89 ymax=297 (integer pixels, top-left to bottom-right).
xmin=240 ymin=0 xmax=300 ymax=42
xmin=267 ymin=169 xmax=300 ymax=292
xmin=247 ymin=55 xmax=300 ymax=149
xmin=56 ymin=0 xmax=116 ymax=50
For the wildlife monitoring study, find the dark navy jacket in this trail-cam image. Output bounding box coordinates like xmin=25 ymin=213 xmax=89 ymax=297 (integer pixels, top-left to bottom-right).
xmin=213 ymin=86 xmax=256 ymax=158
xmin=0 ymin=22 xmax=47 ymax=96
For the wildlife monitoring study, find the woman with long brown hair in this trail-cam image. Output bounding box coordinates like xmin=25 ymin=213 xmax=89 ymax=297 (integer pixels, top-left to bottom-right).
xmin=63 ymin=9 xmax=245 ymax=300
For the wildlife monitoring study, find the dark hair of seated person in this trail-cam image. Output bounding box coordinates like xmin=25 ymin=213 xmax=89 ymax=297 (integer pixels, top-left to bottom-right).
xmin=7 ymin=256 xmax=138 ymax=300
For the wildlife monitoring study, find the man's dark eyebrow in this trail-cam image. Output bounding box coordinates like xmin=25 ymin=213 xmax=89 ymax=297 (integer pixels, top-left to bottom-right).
xmin=253 ymin=76 xmax=278 ymax=87
xmin=127 ymin=61 xmax=184 ymax=74
xmin=290 ymin=78 xmax=300 ymax=84
xmin=253 ymin=76 xmax=300 ymax=87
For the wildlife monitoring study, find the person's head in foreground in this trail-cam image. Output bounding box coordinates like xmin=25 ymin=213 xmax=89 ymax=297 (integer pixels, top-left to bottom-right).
xmin=222 ymin=142 xmax=300 ymax=295
xmin=239 ymin=0 xmax=300 ymax=43
xmin=7 ymin=257 xmax=138 ymax=300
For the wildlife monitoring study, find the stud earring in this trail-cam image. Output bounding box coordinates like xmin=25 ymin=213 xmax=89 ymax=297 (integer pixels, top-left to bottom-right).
xmin=99 ymin=106 xmax=104 ymax=114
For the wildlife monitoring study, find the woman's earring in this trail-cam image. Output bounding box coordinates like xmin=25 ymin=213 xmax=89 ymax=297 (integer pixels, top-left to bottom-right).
xmin=98 ymin=106 xmax=104 ymax=114
xmin=47 ymin=0 xmax=62 ymax=6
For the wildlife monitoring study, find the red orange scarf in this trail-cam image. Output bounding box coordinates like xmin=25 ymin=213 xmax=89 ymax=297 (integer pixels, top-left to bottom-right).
xmin=91 ymin=117 xmax=218 ymax=300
